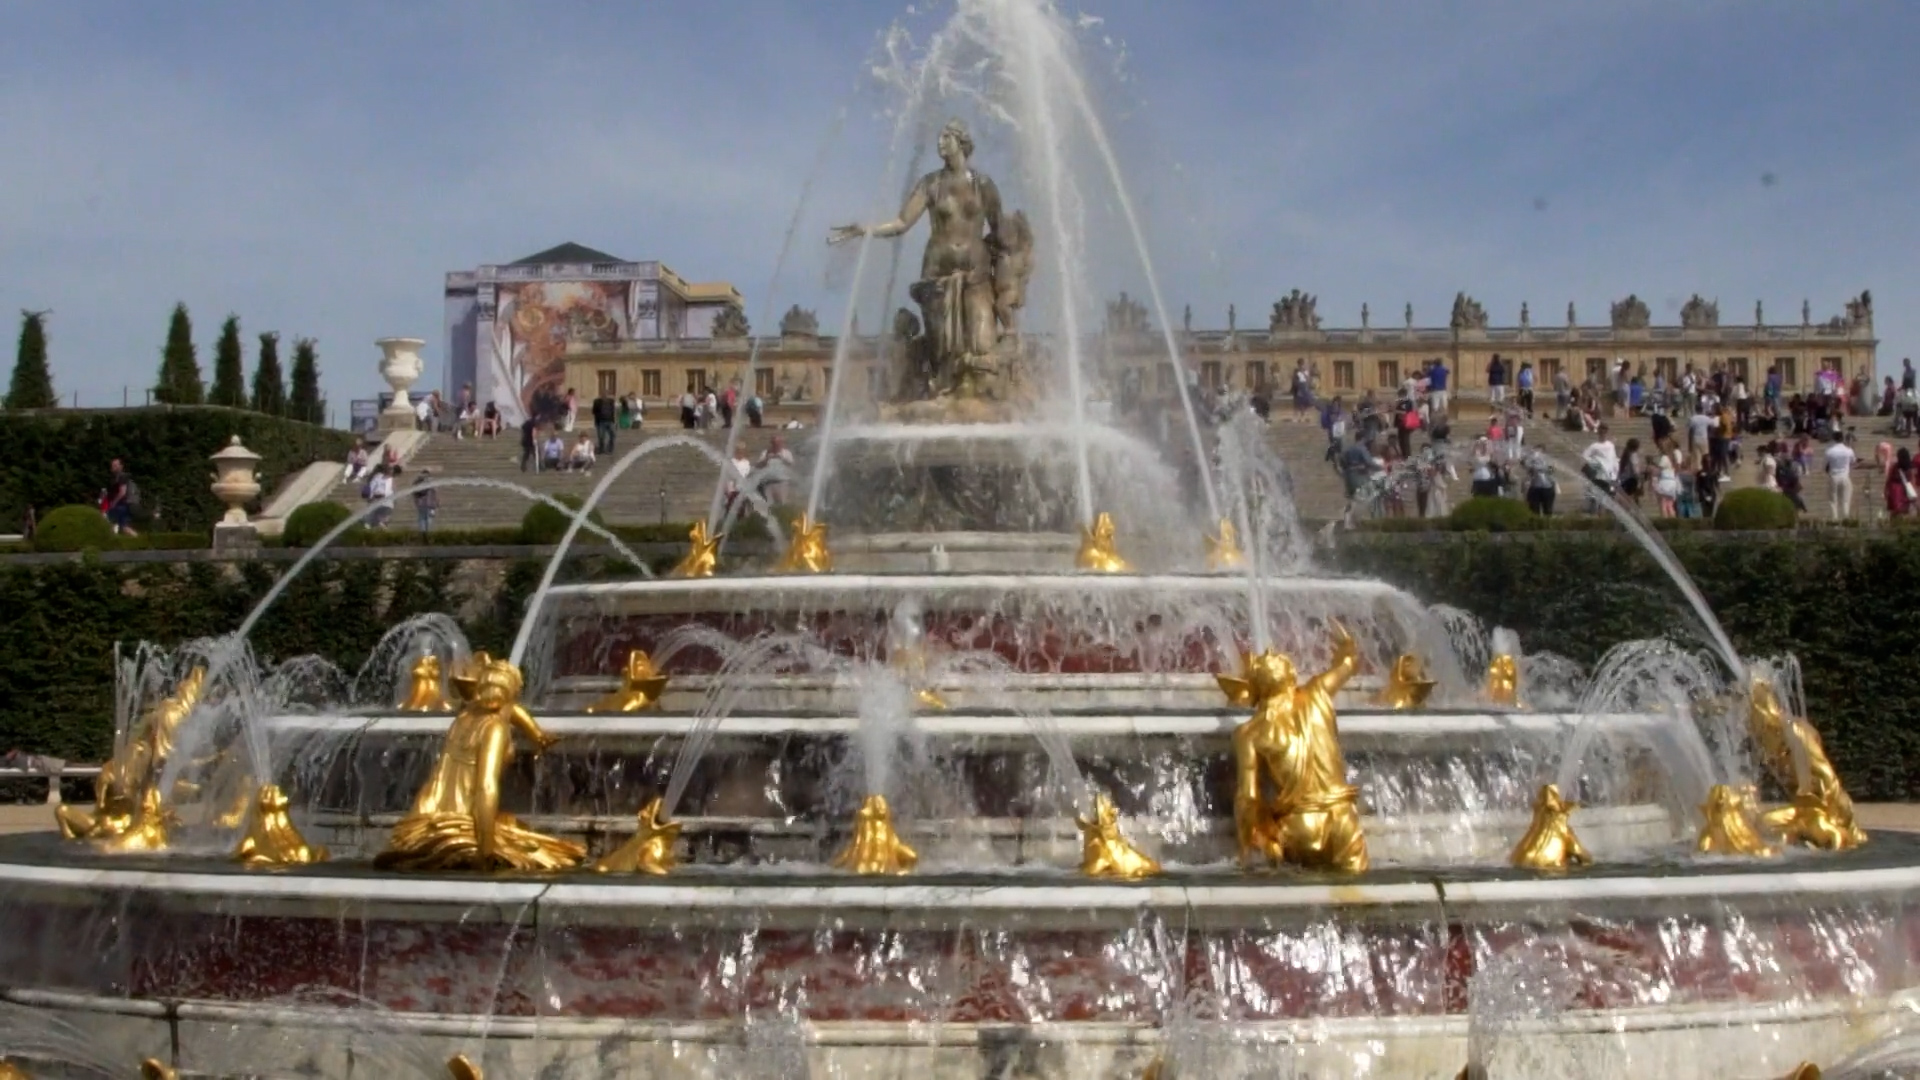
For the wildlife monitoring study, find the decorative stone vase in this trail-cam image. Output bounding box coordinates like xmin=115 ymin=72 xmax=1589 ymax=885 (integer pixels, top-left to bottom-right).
xmin=209 ymin=435 xmax=263 ymax=526
xmin=376 ymin=337 xmax=427 ymax=413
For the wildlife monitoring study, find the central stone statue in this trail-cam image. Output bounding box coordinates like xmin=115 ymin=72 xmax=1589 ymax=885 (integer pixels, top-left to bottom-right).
xmin=831 ymin=119 xmax=1034 ymax=406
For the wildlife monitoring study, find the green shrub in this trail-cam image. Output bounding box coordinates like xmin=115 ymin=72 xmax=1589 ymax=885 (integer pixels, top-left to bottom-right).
xmin=33 ymin=505 xmax=113 ymax=551
xmin=1714 ymin=488 xmax=1798 ymax=531
xmin=519 ymin=494 xmax=606 ymax=546
xmin=282 ymin=501 xmax=353 ymax=547
xmin=1448 ymin=496 xmax=1537 ymax=532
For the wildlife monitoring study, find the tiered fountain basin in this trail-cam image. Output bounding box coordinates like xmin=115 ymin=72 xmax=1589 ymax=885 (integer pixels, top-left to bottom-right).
xmin=0 ymin=833 xmax=1916 ymax=1078
xmin=265 ymin=709 xmax=1678 ymax=866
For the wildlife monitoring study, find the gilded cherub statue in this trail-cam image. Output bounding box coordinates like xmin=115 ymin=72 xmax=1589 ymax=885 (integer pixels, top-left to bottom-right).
xmin=592 ymin=796 xmax=682 ymax=875
xmin=401 ymin=654 xmax=453 ymax=712
xmin=1076 ymin=791 xmax=1160 ymax=880
xmin=1076 ymin=511 xmax=1131 ymax=573
xmin=58 ymin=666 xmax=206 ymax=842
xmin=232 ymin=784 xmax=327 ymax=866
xmin=777 ymin=513 xmax=832 ymax=574
xmin=375 ymin=653 xmax=586 ymax=872
xmin=1370 ymin=653 xmax=1436 ymax=710
xmin=1204 ymin=518 xmax=1246 ymax=571
xmin=669 ymin=520 xmax=723 ymax=579
xmin=1747 ymin=678 xmax=1867 ymax=851
xmin=586 ymin=650 xmax=670 ymax=713
xmin=1510 ymin=784 xmax=1591 ymax=870
xmin=1218 ymin=620 xmax=1368 ymax=872
xmin=1695 ymin=784 xmax=1778 ymax=858
xmin=1485 ymin=654 xmax=1521 ymax=707
xmin=832 ymin=794 xmax=917 ymax=875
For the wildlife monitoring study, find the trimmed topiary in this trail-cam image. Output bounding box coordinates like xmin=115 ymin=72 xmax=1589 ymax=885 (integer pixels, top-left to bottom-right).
xmin=1448 ymin=496 xmax=1536 ymax=532
xmin=1714 ymin=488 xmax=1798 ymax=531
xmin=32 ymin=504 xmax=113 ymax=551
xmin=519 ymin=494 xmax=606 ymax=546
xmin=282 ymin=501 xmax=353 ymax=548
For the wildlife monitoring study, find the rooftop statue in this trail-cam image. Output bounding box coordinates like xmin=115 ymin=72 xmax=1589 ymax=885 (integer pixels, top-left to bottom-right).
xmin=1611 ymin=294 xmax=1651 ymax=330
xmin=831 ymin=119 xmax=1033 ymax=402
xmin=711 ymin=304 xmax=751 ymax=339
xmin=1680 ymin=294 xmax=1720 ymax=329
xmin=1270 ymin=289 xmax=1320 ymax=333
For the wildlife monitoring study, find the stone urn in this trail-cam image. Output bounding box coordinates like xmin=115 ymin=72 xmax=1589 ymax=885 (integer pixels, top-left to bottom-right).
xmin=209 ymin=435 xmax=262 ymax=525
xmin=376 ymin=337 xmax=427 ymax=414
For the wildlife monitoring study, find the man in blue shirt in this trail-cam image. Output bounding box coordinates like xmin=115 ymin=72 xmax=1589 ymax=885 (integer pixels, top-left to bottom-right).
xmin=1426 ymin=359 xmax=1450 ymax=421
xmin=1516 ymin=361 xmax=1536 ymax=417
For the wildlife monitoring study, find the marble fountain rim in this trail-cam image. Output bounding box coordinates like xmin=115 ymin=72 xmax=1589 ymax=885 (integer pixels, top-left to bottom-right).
xmin=541 ymin=571 xmax=1406 ymax=603
xmin=7 ymin=985 xmax=1917 ymax=1046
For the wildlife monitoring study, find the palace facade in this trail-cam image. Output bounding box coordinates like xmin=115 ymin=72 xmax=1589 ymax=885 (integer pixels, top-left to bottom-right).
xmin=560 ymin=290 xmax=1879 ymax=416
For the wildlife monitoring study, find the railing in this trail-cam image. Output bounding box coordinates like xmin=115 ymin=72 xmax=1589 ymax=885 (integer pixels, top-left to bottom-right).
xmin=0 ymin=759 xmax=99 ymax=805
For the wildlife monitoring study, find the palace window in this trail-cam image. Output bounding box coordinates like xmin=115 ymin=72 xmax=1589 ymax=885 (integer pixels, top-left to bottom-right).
xmin=1538 ymin=358 xmax=1561 ymax=385
xmin=1377 ymin=360 xmax=1399 ymax=388
xmin=1245 ymin=361 xmax=1267 ymax=390
xmin=1200 ymin=360 xmax=1223 ymax=388
xmin=1333 ymin=360 xmax=1355 ymax=390
xmin=641 ymin=369 xmax=662 ymax=398
xmin=755 ymin=368 xmax=775 ymax=397
xmin=595 ymin=370 xmax=617 ymax=398
xmin=1725 ymin=357 xmax=1750 ymax=384
xmin=1655 ymin=357 xmax=1679 ymax=384
xmin=685 ymin=368 xmax=706 ymax=394
xmin=1822 ymin=356 xmax=1844 ymax=375
xmin=1585 ymin=357 xmax=1607 ymax=383
xmin=1775 ymin=357 xmax=1798 ymax=387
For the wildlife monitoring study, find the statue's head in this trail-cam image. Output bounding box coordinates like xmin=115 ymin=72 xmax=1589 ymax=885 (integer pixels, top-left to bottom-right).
xmin=1489 ymin=654 xmax=1516 ymax=681
xmin=416 ymin=654 xmax=441 ymax=677
xmin=1534 ymin=783 xmax=1571 ymax=815
xmin=1245 ymin=650 xmax=1297 ymax=701
xmin=938 ymin=119 xmax=974 ymax=162
xmin=256 ymin=784 xmax=290 ymax=815
xmin=467 ymin=656 xmax=523 ymax=710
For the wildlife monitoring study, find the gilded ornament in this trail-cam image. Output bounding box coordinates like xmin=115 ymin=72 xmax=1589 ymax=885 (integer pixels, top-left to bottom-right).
xmin=1370 ymin=653 xmax=1435 ymax=710
xmin=669 ymin=520 xmax=723 ymax=579
xmin=889 ymin=644 xmax=948 ymax=711
xmin=95 ymin=785 xmax=174 ymax=854
xmin=1218 ymin=620 xmax=1368 ymax=872
xmin=1204 ymin=518 xmax=1246 ymax=571
xmin=0 ymin=1060 xmax=31 ymax=1080
xmin=1140 ymin=1056 xmax=1165 ymax=1080
xmin=58 ymin=666 xmax=206 ymax=842
xmin=832 ymin=794 xmax=917 ymax=875
xmin=1485 ymin=654 xmax=1521 ymax=707
xmin=1510 ymin=784 xmax=1592 ymax=871
xmin=447 ymin=1053 xmax=483 ymax=1080
xmin=586 ymin=650 xmax=670 ymax=713
xmin=1076 ymin=791 xmax=1160 ymax=880
xmin=232 ymin=784 xmax=328 ymax=866
xmin=1747 ymin=679 xmax=1867 ymax=851
xmin=375 ymin=653 xmax=586 ymax=872
xmin=140 ymin=1060 xmax=176 ymax=1080
xmin=1779 ymin=1064 xmax=1820 ymax=1080
xmin=400 ymin=654 xmax=453 ymax=712
xmin=1695 ymin=784 xmax=1778 ymax=858
xmin=1075 ymin=511 xmax=1131 ymax=573
xmin=777 ymin=514 xmax=833 ymax=574
xmin=592 ymin=797 xmax=683 ymax=875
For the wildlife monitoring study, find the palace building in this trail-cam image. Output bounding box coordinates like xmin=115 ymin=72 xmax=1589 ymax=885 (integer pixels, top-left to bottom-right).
xmin=560 ymin=289 xmax=1879 ymax=417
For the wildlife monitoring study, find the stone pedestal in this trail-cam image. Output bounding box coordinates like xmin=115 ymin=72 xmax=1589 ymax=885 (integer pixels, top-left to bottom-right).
xmin=376 ymin=337 xmax=427 ymax=431
xmin=213 ymin=522 xmax=262 ymax=553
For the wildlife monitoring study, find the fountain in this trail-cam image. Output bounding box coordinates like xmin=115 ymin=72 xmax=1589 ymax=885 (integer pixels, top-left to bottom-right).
xmin=0 ymin=2 xmax=1913 ymax=1077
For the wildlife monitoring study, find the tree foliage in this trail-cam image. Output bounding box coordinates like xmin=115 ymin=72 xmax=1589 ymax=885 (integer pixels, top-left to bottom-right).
xmin=208 ymin=315 xmax=247 ymax=408
xmin=288 ymin=337 xmax=323 ymax=424
xmin=153 ymin=303 xmax=205 ymax=405
xmin=4 ymin=310 xmax=55 ymax=410
xmin=251 ymin=332 xmax=286 ymax=415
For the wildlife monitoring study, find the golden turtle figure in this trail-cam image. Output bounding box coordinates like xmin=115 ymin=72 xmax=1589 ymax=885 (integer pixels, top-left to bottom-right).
xmin=1485 ymin=654 xmax=1521 ymax=707
xmin=400 ymin=654 xmax=452 ymax=712
xmin=777 ymin=513 xmax=832 ymax=574
xmin=1204 ymin=518 xmax=1246 ymax=571
xmin=1076 ymin=792 xmax=1160 ymax=880
xmin=669 ymin=520 xmax=723 ymax=579
xmin=592 ymin=796 xmax=683 ymax=875
xmin=1695 ymin=784 xmax=1779 ymax=858
xmin=1510 ymin=784 xmax=1592 ymax=871
xmin=587 ymin=650 xmax=670 ymax=713
xmin=1370 ymin=653 xmax=1436 ymax=710
xmin=1076 ymin=511 xmax=1131 ymax=573
xmin=232 ymin=784 xmax=328 ymax=866
xmin=832 ymin=794 xmax=917 ymax=875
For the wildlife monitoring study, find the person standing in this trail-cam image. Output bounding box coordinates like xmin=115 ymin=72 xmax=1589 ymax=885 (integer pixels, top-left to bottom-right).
xmin=592 ymin=391 xmax=617 ymax=455
xmin=411 ymin=470 xmax=438 ymax=536
xmin=1580 ymin=424 xmax=1620 ymax=511
xmin=562 ymin=388 xmax=578 ymax=433
xmin=519 ymin=415 xmax=539 ymax=472
xmin=1486 ymin=354 xmax=1508 ymax=407
xmin=1426 ymin=359 xmax=1450 ymax=421
xmin=1515 ymin=361 xmax=1534 ymax=417
xmin=106 ymin=459 xmax=139 ymax=536
xmin=1824 ymin=432 xmax=1858 ymax=521
xmin=1523 ymin=447 xmax=1557 ymax=516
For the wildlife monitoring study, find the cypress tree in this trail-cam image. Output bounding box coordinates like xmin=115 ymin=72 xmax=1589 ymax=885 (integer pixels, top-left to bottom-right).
xmin=4 ymin=310 xmax=55 ymax=410
xmin=251 ymin=332 xmax=286 ymax=415
xmin=208 ymin=314 xmax=247 ymax=408
xmin=288 ymin=337 xmax=323 ymax=424
xmin=153 ymin=302 xmax=204 ymax=405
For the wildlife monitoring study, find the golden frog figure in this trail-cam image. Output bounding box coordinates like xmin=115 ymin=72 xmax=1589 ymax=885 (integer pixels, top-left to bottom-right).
xmin=232 ymin=784 xmax=328 ymax=866
xmin=1370 ymin=653 xmax=1436 ymax=710
xmin=777 ymin=513 xmax=833 ymax=574
xmin=1217 ymin=620 xmax=1368 ymax=872
xmin=375 ymin=653 xmax=586 ymax=872
xmin=1204 ymin=518 xmax=1246 ymax=571
xmin=1747 ymin=679 xmax=1867 ymax=851
xmin=400 ymin=653 xmax=453 ymax=712
xmin=140 ymin=1062 xmax=176 ymax=1080
xmin=592 ymin=796 xmax=683 ymax=875
xmin=890 ymin=643 xmax=949 ymax=710
xmin=1485 ymin=654 xmax=1521 ymax=707
xmin=1696 ymin=783 xmax=1779 ymax=858
xmin=58 ymin=666 xmax=206 ymax=842
xmin=447 ymin=1057 xmax=483 ymax=1080
xmin=669 ymin=520 xmax=723 ymax=579
xmin=1510 ymin=784 xmax=1592 ymax=871
xmin=587 ymin=650 xmax=670 ymax=713
xmin=832 ymin=794 xmax=917 ymax=875
xmin=1076 ymin=511 xmax=1131 ymax=573
xmin=1076 ymin=791 xmax=1160 ymax=880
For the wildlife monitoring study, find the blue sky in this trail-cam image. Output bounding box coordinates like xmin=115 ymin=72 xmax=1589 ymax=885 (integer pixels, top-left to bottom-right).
xmin=2 ymin=0 xmax=1916 ymax=413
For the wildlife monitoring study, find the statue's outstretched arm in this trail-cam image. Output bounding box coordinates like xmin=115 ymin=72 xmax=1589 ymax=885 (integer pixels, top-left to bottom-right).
xmin=509 ymin=705 xmax=558 ymax=754
xmin=831 ymin=177 xmax=930 ymax=243
xmin=1309 ymin=619 xmax=1360 ymax=696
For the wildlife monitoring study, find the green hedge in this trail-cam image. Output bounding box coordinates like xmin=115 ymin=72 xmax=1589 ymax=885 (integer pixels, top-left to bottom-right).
xmin=33 ymin=505 xmax=113 ymax=551
xmin=519 ymin=494 xmax=605 ymax=546
xmin=0 ymin=407 xmax=354 ymax=534
xmin=1715 ymin=488 xmax=1798 ymax=530
xmin=282 ymin=502 xmax=352 ymax=547
xmin=1448 ymin=496 xmax=1535 ymax=532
